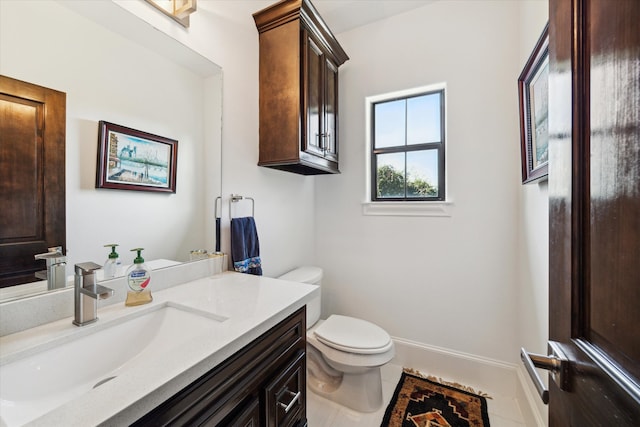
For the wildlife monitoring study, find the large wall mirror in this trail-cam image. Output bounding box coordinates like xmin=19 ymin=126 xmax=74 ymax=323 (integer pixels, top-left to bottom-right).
xmin=0 ymin=1 xmax=222 ymax=301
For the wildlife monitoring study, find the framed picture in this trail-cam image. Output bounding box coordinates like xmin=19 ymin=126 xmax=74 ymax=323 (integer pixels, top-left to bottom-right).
xmin=96 ymin=121 xmax=178 ymax=193
xmin=518 ymin=23 xmax=549 ymax=184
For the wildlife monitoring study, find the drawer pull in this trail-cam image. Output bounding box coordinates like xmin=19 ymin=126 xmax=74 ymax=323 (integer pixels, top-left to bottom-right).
xmin=277 ymin=390 xmax=301 ymax=413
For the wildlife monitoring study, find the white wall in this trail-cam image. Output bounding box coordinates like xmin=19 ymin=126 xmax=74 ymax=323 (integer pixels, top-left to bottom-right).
xmin=111 ymin=0 xmax=317 ymax=277
xmin=316 ymin=0 xmax=538 ymax=364
xmin=2 ymin=0 xmax=550 ymax=397
xmin=108 ymin=0 xmax=551 ymax=384
xmin=516 ymin=1 xmax=550 ymax=422
xmin=199 ymin=2 xmax=317 ymax=277
xmin=1 ymin=0 xmax=315 ymax=278
xmin=0 ymin=1 xmax=213 ymax=269
xmin=517 ymin=3 xmax=549 ymax=355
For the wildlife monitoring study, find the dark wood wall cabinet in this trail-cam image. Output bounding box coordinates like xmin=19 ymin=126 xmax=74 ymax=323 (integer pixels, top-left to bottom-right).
xmin=253 ymin=0 xmax=349 ymax=175
xmin=133 ymin=307 xmax=307 ymax=427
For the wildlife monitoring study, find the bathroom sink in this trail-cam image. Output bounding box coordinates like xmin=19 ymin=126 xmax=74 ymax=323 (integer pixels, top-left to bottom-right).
xmin=0 ymin=303 xmax=227 ymax=426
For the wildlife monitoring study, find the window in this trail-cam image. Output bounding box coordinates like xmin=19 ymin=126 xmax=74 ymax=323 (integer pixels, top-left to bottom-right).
xmin=369 ymin=86 xmax=445 ymax=202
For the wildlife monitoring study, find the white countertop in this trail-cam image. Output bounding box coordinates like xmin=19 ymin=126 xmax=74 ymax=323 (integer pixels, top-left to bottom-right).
xmin=0 ymin=271 xmax=318 ymax=427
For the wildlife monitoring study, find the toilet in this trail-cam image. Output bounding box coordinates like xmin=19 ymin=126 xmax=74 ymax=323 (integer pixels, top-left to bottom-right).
xmin=278 ymin=266 xmax=395 ymax=413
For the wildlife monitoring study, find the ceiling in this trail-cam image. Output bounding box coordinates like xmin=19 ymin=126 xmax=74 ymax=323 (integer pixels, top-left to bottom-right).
xmin=200 ymin=0 xmax=436 ymax=34
xmin=306 ymin=0 xmax=436 ymax=33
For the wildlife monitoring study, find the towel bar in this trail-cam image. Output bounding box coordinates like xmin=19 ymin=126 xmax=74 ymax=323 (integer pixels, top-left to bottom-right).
xmin=214 ymin=196 xmax=222 ymax=252
xmin=230 ymin=194 xmax=255 ymax=218
xmin=214 ymin=196 xmax=222 ymax=219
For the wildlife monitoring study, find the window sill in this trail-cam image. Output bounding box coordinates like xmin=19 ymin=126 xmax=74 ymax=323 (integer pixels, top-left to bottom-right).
xmin=361 ymin=201 xmax=453 ymax=217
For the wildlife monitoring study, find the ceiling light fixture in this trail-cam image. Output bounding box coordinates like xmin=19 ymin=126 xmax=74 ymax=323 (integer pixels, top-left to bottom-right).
xmin=144 ymin=0 xmax=197 ymax=28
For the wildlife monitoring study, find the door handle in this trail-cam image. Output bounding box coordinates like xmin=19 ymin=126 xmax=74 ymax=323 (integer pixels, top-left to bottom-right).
xmin=521 ymin=341 xmax=570 ymax=404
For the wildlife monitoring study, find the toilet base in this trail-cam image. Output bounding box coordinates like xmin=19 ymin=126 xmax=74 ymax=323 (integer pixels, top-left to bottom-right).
xmin=306 ymin=346 xmax=384 ymax=413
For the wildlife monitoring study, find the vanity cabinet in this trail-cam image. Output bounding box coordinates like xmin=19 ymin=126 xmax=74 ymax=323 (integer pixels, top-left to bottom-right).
xmin=253 ymin=0 xmax=349 ymax=175
xmin=132 ymin=307 xmax=307 ymax=427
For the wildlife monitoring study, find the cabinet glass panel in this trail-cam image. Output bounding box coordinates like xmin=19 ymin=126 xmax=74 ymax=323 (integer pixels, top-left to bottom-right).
xmin=306 ymin=36 xmax=323 ymax=155
xmin=325 ymin=58 xmax=338 ymax=159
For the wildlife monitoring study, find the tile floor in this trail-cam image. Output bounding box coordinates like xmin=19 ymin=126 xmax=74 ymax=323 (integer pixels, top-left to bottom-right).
xmin=306 ymin=363 xmax=527 ymax=426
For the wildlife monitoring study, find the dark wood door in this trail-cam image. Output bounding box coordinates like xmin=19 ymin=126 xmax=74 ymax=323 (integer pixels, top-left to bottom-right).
xmin=548 ymin=0 xmax=640 ymax=424
xmin=0 ymin=76 xmax=66 ymax=288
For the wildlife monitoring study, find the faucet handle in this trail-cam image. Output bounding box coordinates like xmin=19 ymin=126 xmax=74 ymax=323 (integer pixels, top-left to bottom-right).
xmin=35 ymin=246 xmax=66 ymax=264
xmin=75 ymin=262 xmax=102 ymax=275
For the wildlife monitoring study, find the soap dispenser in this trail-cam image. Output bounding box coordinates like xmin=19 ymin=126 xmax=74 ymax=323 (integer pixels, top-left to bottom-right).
xmin=125 ymin=248 xmax=152 ymax=306
xmin=103 ymin=244 xmax=121 ymax=279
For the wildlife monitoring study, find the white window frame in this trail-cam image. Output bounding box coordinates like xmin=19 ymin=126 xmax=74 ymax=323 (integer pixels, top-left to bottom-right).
xmin=363 ymin=83 xmax=452 ymax=217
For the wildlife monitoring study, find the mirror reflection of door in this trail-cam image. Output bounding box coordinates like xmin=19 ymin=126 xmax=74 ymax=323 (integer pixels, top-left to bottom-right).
xmin=548 ymin=0 xmax=640 ymax=424
xmin=0 ymin=75 xmax=66 ymax=288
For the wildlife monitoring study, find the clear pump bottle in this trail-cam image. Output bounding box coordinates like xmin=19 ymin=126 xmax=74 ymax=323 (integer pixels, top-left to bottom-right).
xmin=103 ymin=244 xmax=121 ymax=279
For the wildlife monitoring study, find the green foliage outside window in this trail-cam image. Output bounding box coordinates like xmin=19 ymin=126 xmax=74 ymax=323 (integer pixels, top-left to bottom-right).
xmin=377 ymin=164 xmax=437 ymax=198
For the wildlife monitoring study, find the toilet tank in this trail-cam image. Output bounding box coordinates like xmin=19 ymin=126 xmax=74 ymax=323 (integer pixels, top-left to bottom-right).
xmin=278 ymin=266 xmax=322 ymax=328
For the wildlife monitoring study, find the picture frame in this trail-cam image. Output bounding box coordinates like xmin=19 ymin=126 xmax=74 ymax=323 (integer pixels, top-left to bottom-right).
xmin=96 ymin=121 xmax=178 ymax=193
xmin=518 ymin=23 xmax=549 ymax=184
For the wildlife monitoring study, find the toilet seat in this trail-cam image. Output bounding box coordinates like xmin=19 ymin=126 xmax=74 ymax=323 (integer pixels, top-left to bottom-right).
xmin=313 ymin=315 xmax=393 ymax=354
xmin=307 ymin=330 xmax=395 ymax=369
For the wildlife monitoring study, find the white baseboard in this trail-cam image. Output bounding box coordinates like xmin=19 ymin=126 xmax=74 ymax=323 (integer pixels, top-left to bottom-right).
xmin=516 ymin=365 xmax=548 ymax=426
xmin=391 ymin=337 xmax=546 ymax=426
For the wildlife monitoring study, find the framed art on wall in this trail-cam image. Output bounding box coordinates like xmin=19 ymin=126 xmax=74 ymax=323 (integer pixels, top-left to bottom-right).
xmin=518 ymin=23 xmax=549 ymax=184
xmin=96 ymin=121 xmax=178 ymax=193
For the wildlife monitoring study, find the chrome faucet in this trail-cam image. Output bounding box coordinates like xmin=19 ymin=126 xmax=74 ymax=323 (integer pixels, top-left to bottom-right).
xmin=34 ymin=246 xmax=67 ymax=290
xmin=73 ymin=262 xmax=114 ymax=326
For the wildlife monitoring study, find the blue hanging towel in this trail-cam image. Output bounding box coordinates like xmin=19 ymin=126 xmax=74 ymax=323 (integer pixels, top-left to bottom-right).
xmin=230 ymin=217 xmax=262 ymax=275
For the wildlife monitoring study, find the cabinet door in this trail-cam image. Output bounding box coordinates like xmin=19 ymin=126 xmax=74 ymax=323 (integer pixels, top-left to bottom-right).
xmin=265 ymin=351 xmax=306 ymax=427
xmin=304 ymin=33 xmax=325 ymax=159
xmin=323 ymin=57 xmax=339 ymax=163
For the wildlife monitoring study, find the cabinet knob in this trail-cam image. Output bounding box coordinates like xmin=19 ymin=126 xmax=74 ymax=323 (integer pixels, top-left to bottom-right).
xmin=277 ymin=389 xmax=301 ymax=413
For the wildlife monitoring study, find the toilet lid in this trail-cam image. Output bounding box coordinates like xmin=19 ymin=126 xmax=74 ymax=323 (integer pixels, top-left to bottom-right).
xmin=313 ymin=315 xmax=392 ymax=354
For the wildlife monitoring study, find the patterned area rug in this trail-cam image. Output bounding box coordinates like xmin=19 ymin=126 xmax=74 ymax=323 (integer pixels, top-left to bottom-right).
xmin=381 ymin=370 xmax=491 ymax=427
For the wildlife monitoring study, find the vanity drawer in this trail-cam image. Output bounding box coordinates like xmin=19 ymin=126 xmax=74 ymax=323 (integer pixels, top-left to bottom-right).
xmin=265 ymin=350 xmax=306 ymax=427
xmin=207 ymin=395 xmax=260 ymax=427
